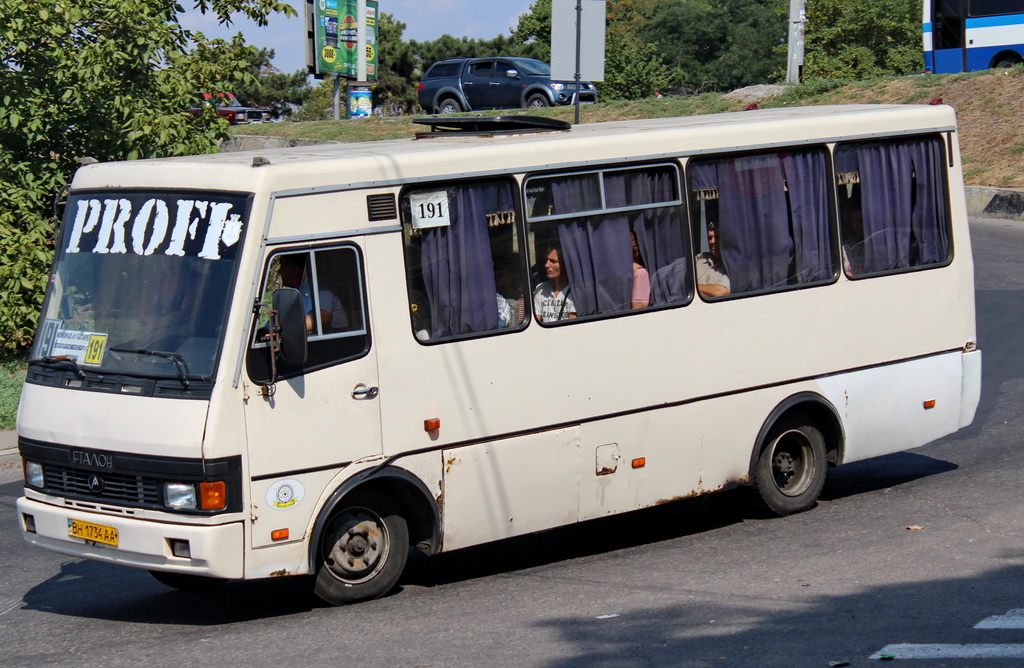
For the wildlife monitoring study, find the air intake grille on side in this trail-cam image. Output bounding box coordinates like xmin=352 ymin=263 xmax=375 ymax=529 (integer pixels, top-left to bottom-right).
xmin=366 ymin=193 xmax=397 ymax=221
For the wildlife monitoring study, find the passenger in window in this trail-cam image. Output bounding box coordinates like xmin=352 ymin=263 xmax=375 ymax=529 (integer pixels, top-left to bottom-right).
xmin=631 ymin=230 xmax=650 ymax=309
xmin=533 ymin=246 xmax=577 ymax=322
xmin=278 ymin=254 xmax=348 ymax=333
xmin=695 ymin=222 xmax=731 ymax=299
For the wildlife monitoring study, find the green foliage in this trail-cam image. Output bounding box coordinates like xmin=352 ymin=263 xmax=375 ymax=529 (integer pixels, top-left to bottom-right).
xmin=0 ymin=0 xmax=294 ymax=351
xmin=0 ymin=350 xmax=26 ymax=430
xmin=600 ymin=32 xmax=671 ymax=100
xmin=234 ymin=48 xmax=313 ymax=118
xmin=643 ymin=0 xmax=788 ymax=93
xmin=804 ymin=0 xmax=923 ymax=80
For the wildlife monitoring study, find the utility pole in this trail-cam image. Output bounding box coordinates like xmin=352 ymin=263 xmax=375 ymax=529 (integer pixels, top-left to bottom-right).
xmin=786 ymin=0 xmax=807 ymax=84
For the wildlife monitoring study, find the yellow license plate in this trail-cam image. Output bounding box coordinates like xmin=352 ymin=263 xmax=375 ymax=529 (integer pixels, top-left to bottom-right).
xmin=68 ymin=518 xmax=119 ymax=547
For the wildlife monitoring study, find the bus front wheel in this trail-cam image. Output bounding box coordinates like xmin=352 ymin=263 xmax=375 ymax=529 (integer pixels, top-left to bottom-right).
xmin=750 ymin=414 xmax=827 ymax=516
xmin=314 ymin=491 xmax=409 ymax=605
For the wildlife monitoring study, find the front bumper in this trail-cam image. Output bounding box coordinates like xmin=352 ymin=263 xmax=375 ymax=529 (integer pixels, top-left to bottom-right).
xmin=17 ymin=496 xmax=244 ymax=579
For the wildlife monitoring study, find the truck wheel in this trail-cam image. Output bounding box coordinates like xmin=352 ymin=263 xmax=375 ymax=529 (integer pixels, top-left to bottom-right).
xmin=526 ymin=94 xmax=551 ymax=108
xmin=437 ymin=98 xmax=462 ymax=114
xmin=749 ymin=413 xmax=827 ymax=516
xmin=313 ymin=491 xmax=409 ymax=605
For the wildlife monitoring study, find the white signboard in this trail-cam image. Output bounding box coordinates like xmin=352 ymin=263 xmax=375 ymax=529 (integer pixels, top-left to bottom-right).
xmin=551 ymin=0 xmax=606 ymax=82
xmin=409 ymin=191 xmax=451 ymax=229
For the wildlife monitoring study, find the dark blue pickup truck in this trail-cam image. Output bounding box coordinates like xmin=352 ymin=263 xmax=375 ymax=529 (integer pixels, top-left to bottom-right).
xmin=417 ymin=57 xmax=598 ymax=114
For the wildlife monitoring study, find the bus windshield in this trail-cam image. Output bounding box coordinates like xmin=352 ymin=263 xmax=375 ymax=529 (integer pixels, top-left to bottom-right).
xmin=30 ymin=191 xmax=251 ymax=380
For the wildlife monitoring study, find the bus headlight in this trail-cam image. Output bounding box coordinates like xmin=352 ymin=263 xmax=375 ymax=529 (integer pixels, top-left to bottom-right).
xmin=163 ymin=481 xmax=227 ymax=511
xmin=24 ymin=460 xmax=44 ymax=488
xmin=164 ymin=483 xmax=197 ymax=510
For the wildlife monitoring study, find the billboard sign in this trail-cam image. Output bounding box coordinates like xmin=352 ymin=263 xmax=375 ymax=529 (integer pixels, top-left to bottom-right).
xmin=307 ymin=0 xmax=378 ymax=79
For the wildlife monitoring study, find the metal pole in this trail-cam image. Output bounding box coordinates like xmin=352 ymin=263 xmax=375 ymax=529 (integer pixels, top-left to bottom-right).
xmin=333 ymin=74 xmax=341 ymax=120
xmin=574 ymin=0 xmax=582 ymax=125
xmin=786 ymin=0 xmax=807 ymax=84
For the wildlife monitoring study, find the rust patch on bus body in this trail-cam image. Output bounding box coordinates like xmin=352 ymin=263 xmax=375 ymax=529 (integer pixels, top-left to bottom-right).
xmin=444 ymin=455 xmax=459 ymax=474
xmin=268 ymin=569 xmax=291 ymax=577
xmin=596 ymin=466 xmax=616 ymax=476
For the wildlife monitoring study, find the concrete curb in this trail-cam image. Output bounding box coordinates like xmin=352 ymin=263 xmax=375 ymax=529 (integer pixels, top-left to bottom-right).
xmin=964 ymin=186 xmax=1024 ymax=221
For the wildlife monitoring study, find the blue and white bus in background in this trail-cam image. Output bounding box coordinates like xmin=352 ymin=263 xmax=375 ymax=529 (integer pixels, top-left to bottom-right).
xmin=924 ymin=0 xmax=1024 ymax=73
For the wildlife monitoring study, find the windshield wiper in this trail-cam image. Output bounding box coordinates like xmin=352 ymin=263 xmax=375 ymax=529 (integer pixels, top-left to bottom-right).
xmin=109 ymin=347 xmax=191 ymax=389
xmin=31 ymin=355 xmax=88 ymax=381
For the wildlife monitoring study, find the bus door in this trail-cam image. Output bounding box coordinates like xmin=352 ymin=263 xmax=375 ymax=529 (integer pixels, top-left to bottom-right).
xmin=242 ymin=243 xmax=381 ymax=542
xmin=932 ymin=0 xmax=968 ymax=73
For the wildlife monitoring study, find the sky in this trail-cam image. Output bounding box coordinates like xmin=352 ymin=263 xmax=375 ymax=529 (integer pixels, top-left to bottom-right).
xmin=180 ymin=1 xmax=535 ymax=75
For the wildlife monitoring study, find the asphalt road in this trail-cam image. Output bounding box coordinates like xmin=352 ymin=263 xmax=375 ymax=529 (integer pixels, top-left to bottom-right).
xmin=1 ymin=217 xmax=1022 ymax=667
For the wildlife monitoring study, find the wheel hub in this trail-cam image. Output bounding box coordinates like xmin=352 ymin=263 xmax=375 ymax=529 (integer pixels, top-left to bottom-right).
xmin=323 ymin=511 xmax=387 ymax=582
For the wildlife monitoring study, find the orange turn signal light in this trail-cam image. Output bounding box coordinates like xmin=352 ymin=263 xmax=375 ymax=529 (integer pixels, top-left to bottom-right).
xmin=199 ymin=481 xmax=227 ymax=510
xmin=923 ymin=400 xmax=936 ymax=409
xmin=271 ymin=528 xmax=290 ymax=541
xmin=631 ymin=457 xmax=646 ymax=469
xmin=424 ymin=417 xmax=441 ymax=432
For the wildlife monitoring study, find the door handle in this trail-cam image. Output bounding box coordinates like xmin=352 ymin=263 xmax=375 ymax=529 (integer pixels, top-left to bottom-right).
xmin=352 ymin=385 xmax=379 ymax=399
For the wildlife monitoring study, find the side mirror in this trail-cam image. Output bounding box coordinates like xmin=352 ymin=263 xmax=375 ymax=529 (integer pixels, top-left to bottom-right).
xmin=273 ymin=288 xmax=307 ymax=365
xmin=506 ymin=68 xmax=520 ymax=79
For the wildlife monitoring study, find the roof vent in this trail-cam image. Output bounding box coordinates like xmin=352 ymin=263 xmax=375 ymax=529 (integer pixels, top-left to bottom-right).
xmin=413 ymin=115 xmax=571 ymax=138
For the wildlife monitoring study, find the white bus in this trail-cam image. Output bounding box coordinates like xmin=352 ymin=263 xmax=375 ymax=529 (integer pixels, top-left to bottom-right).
xmin=16 ymin=105 xmax=981 ymax=604
xmin=924 ymin=0 xmax=1024 ymax=73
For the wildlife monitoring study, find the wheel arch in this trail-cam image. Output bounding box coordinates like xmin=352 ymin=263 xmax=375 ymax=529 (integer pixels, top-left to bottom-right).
xmin=747 ymin=391 xmax=845 ymax=482
xmin=434 ymin=87 xmax=469 ymax=112
xmin=990 ymin=50 xmax=1024 ymax=68
xmin=307 ymin=466 xmax=441 ymax=573
xmin=521 ymin=86 xmax=554 ymax=106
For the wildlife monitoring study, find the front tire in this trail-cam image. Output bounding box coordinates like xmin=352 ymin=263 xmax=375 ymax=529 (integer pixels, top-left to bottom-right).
xmin=750 ymin=414 xmax=827 ymax=516
xmin=313 ymin=491 xmax=409 ymax=605
xmin=526 ymin=93 xmax=551 ymax=108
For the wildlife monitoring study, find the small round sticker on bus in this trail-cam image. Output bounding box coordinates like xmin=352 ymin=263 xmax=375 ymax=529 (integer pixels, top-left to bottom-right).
xmin=266 ymin=479 xmax=305 ymax=509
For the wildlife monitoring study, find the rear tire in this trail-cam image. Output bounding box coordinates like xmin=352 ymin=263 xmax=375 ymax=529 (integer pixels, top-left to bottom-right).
xmin=749 ymin=414 xmax=827 ymax=516
xmin=149 ymin=570 xmax=226 ymax=591
xmin=995 ymin=59 xmax=1021 ymax=68
xmin=526 ymin=93 xmax=551 ymax=108
xmin=313 ymin=491 xmax=409 ymax=605
xmin=436 ymin=98 xmax=462 ymax=114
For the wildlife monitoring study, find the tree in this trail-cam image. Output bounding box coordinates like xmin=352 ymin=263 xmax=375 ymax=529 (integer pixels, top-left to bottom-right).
xmin=643 ymin=0 xmax=788 ymax=93
xmin=235 ymin=48 xmax=313 ymax=119
xmin=0 ymin=0 xmax=294 ymax=351
xmin=803 ymin=0 xmax=923 ymax=80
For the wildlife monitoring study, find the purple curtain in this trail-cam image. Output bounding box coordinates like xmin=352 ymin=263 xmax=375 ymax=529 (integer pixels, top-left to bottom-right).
xmin=837 ymin=138 xmax=949 ymax=273
xmin=606 ymin=168 xmax=690 ymax=305
xmin=782 ymin=151 xmax=833 ymax=283
xmin=420 ymin=183 xmax=509 ymax=336
xmin=551 ymin=177 xmax=632 ymax=315
xmin=690 ymin=151 xmax=831 ymax=293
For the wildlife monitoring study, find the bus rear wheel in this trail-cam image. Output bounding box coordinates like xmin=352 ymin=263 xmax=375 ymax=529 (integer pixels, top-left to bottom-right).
xmin=750 ymin=414 xmax=826 ymax=516
xmin=314 ymin=491 xmax=408 ymax=605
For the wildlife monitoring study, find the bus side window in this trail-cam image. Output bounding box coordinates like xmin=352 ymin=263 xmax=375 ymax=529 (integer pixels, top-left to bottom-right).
xmin=525 ymin=164 xmax=692 ymax=322
xmin=834 ymin=136 xmax=951 ymax=277
xmin=687 ymin=148 xmax=836 ymax=297
xmin=246 ymin=245 xmax=370 ymax=383
xmin=400 ymin=178 xmax=526 ymax=341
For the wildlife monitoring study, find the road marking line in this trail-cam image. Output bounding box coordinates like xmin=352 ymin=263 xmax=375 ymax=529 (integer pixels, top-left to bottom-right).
xmin=0 ymin=599 xmax=20 ymax=617
xmin=871 ymin=644 xmax=1024 ymax=660
xmin=976 ymin=608 xmax=1024 ymax=628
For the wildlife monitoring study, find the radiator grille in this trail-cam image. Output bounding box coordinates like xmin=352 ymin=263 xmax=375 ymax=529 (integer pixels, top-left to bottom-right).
xmin=42 ymin=463 xmax=161 ymax=507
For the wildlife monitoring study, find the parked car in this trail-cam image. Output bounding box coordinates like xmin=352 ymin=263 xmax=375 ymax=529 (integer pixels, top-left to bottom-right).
xmin=417 ymin=57 xmax=598 ymax=114
xmin=188 ymin=92 xmax=270 ymax=124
